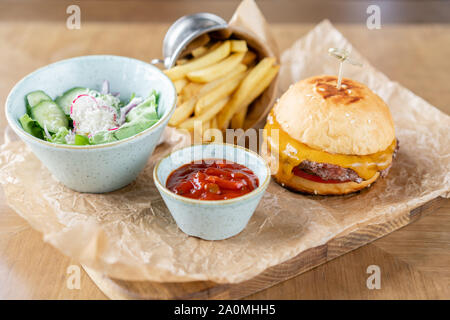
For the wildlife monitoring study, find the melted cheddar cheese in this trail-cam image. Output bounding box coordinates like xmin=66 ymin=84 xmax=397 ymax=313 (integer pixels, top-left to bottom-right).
xmin=263 ymin=111 xmax=396 ymax=182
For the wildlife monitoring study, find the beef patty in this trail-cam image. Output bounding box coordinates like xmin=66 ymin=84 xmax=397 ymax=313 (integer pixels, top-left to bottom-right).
xmin=295 ymin=140 xmax=399 ymax=184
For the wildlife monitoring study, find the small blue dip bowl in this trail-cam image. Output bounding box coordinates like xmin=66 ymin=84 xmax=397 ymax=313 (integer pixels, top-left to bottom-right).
xmin=153 ymin=143 xmax=270 ymax=240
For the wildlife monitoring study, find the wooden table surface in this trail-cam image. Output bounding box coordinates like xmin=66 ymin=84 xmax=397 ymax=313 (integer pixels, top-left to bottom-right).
xmin=0 ymin=14 xmax=449 ymax=299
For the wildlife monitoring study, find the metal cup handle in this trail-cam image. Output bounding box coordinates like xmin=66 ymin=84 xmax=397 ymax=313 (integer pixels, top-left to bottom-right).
xmin=150 ymin=58 xmax=164 ymax=66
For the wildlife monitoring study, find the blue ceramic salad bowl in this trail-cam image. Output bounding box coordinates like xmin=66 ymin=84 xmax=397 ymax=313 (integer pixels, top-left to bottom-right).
xmin=5 ymin=55 xmax=176 ymax=193
xmin=153 ymin=143 xmax=271 ymax=240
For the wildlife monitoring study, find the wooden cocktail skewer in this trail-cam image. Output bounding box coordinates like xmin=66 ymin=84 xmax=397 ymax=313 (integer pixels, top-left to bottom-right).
xmin=328 ymin=48 xmax=362 ymax=89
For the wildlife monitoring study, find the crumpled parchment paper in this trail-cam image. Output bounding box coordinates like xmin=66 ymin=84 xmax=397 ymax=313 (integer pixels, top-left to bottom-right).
xmin=0 ymin=17 xmax=449 ymax=283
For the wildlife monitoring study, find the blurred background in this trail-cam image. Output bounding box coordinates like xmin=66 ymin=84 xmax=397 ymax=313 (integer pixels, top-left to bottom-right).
xmin=1 ymin=0 xmax=448 ymax=115
xmin=1 ymin=0 xmax=449 ymax=23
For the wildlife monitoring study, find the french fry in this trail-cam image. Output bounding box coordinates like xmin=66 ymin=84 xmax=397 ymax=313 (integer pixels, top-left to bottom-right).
xmin=204 ymin=127 xmax=223 ymax=143
xmin=204 ymin=41 xmax=222 ymax=53
xmin=211 ymin=116 xmax=218 ymax=129
xmin=230 ymin=110 xmax=244 ymax=130
xmin=202 ymin=120 xmax=211 ymax=141
xmin=192 ymin=118 xmax=213 ymax=144
xmin=191 ymin=46 xmax=208 ymax=58
xmin=189 ymin=42 xmax=223 ymax=61
xmin=176 ymin=58 xmax=189 ymax=66
xmin=217 ymin=57 xmax=276 ymax=129
xmin=168 ymin=98 xmax=196 ymax=126
xmin=177 ymin=65 xmax=246 ymax=125
xmin=205 ymin=114 xmax=223 ymax=142
xmin=168 ymin=35 xmax=275 ymax=133
xmin=230 ymin=40 xmax=248 ymax=53
xmin=197 ymin=64 xmax=247 ymax=96
xmin=173 ymin=78 xmax=188 ymax=94
xmin=187 ymin=52 xmax=245 ymax=83
xmin=202 ymin=120 xmax=211 ymax=140
xmin=194 ymin=71 xmax=246 ymax=116
xmin=164 ymin=41 xmax=231 ymax=81
xmin=181 ymin=33 xmax=210 ymax=57
xmin=209 ymin=129 xmax=224 ymax=142
xmin=181 ymin=63 xmax=245 ymax=103
xmin=181 ymin=82 xmax=204 ymax=100
xmin=179 ymin=97 xmax=229 ymax=131
xmin=193 ymin=119 xmax=203 ymax=144
xmin=187 ymin=42 xmax=221 ymax=61
xmin=231 ymin=65 xmax=280 ymax=129
xmin=242 ymin=51 xmax=257 ymax=65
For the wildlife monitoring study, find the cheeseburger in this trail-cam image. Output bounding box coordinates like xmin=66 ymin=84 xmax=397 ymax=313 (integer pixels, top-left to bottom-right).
xmin=262 ymin=75 xmax=398 ymax=195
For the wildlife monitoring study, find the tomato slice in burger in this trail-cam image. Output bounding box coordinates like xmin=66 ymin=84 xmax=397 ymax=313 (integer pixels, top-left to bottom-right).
xmin=292 ymin=167 xmax=351 ymax=184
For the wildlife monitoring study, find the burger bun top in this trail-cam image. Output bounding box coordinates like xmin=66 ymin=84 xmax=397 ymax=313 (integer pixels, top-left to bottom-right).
xmin=273 ymin=75 xmax=395 ymax=155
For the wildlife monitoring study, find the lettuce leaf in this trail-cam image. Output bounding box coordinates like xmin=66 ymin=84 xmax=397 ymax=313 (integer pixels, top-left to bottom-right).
xmin=19 ymin=114 xmax=44 ymax=139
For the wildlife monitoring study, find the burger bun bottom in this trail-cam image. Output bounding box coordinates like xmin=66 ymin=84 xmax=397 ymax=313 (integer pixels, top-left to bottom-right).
xmin=273 ymin=171 xmax=380 ymax=195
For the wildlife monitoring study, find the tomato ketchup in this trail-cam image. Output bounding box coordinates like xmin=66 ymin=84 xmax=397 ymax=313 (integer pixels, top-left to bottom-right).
xmin=166 ymin=159 xmax=259 ymax=200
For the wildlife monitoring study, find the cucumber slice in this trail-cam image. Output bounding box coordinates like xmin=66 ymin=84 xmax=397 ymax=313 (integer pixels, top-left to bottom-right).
xmin=126 ymin=96 xmax=158 ymax=123
xmin=26 ymin=90 xmax=52 ymax=111
xmin=113 ymin=119 xmax=158 ymax=140
xmin=55 ymin=87 xmax=88 ymax=115
xmin=89 ymin=131 xmax=118 ymax=145
xmin=31 ymin=101 xmax=68 ymax=133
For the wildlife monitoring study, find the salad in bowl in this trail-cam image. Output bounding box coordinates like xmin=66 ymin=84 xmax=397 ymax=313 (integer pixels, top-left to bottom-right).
xmin=6 ymin=55 xmax=176 ymax=193
xmin=20 ymin=80 xmax=161 ymax=146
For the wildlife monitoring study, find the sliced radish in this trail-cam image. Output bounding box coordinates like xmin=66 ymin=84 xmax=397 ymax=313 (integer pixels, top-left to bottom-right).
xmin=70 ymin=94 xmax=98 ymax=116
xmin=70 ymin=94 xmax=119 ymax=136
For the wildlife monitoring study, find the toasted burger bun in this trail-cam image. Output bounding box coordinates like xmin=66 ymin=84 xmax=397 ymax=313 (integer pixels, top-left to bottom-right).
xmin=274 ymin=75 xmax=395 ymax=155
xmin=273 ymin=171 xmax=380 ymax=195
xmin=263 ymin=75 xmax=397 ymax=195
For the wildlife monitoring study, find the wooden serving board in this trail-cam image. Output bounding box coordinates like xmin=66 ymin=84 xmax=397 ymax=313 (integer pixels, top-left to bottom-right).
xmin=83 ymin=197 xmax=446 ymax=300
